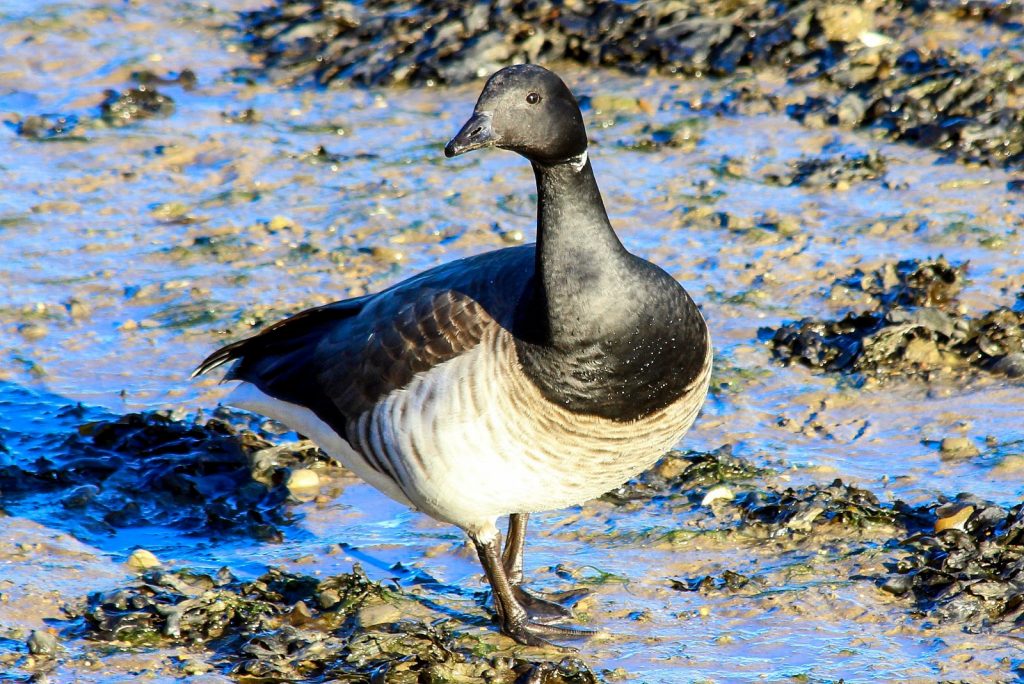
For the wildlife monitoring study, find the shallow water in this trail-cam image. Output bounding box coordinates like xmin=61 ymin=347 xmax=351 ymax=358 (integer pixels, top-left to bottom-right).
xmin=2 ymin=1 xmax=1024 ymax=682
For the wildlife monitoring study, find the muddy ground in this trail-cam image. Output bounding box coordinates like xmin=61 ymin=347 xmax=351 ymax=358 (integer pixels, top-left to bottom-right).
xmin=1 ymin=1 xmax=1023 ymax=682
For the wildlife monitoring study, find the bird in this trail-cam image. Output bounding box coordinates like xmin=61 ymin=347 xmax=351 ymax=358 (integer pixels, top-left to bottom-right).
xmin=194 ymin=64 xmax=712 ymax=648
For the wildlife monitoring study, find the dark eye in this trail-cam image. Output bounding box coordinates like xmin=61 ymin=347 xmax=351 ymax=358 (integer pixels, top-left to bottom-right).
xmin=526 ymin=92 xmax=541 ymax=105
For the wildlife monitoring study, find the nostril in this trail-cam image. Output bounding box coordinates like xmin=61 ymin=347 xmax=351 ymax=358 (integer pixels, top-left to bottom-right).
xmin=470 ymin=126 xmax=482 ymax=137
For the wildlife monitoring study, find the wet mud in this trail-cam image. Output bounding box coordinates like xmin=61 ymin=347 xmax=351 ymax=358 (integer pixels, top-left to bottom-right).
xmin=3 ymin=0 xmax=1024 ymax=681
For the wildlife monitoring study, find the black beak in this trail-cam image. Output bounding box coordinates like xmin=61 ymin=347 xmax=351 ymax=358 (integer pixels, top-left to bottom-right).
xmin=444 ymin=111 xmax=497 ymax=158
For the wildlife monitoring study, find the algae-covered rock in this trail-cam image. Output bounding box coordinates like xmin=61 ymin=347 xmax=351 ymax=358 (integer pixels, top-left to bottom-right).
xmin=765 ymin=151 xmax=888 ymax=188
xmin=83 ymin=565 xmax=599 ymax=682
xmin=100 ymin=86 xmax=175 ymax=126
xmin=882 ymin=496 xmax=1024 ymax=629
xmin=764 ymin=258 xmax=1024 ymax=381
xmin=604 ymin=445 xmax=769 ymax=504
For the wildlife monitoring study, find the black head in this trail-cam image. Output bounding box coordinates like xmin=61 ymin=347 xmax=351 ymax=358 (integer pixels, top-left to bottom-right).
xmin=445 ymin=64 xmax=588 ymax=164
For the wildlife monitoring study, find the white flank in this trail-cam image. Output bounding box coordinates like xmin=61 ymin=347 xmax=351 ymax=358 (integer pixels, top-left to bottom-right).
xmin=225 ymin=328 xmax=712 ymax=538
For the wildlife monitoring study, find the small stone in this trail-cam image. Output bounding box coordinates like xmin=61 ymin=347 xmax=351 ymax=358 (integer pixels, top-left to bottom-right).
xmin=776 ymin=217 xmax=800 ymax=237
xmin=935 ymin=503 xmax=974 ymax=533
xmin=367 ymin=246 xmax=404 ymax=263
xmin=27 ymin=630 xmax=58 ymax=656
xmin=61 ymin=484 xmax=100 ymax=508
xmin=653 ymin=455 xmax=687 ymax=481
xmin=267 ymin=215 xmax=296 ymax=232
xmin=356 ymin=601 xmax=404 ymax=627
xmin=127 ymin=548 xmax=162 ymax=570
xmin=701 ymin=485 xmax=735 ymax=506
xmin=17 ymin=323 xmax=47 ymax=341
xmin=288 ymin=600 xmax=314 ymax=625
xmin=178 ymin=658 xmax=213 ymax=675
xmin=817 ymin=5 xmax=873 ymax=43
xmin=318 ymin=588 xmax=341 ymax=610
xmin=903 ymin=337 xmax=942 ymax=366
xmin=992 ymin=353 xmax=1024 ymax=378
xmin=880 ymin=574 xmax=913 ymax=596
xmin=287 ymin=468 xmax=320 ymax=493
xmin=940 ymin=437 xmax=979 ymax=458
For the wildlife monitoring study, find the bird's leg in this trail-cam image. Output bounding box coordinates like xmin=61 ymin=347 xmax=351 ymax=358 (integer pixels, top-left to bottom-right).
xmin=499 ymin=514 xmax=590 ymax=623
xmin=502 ymin=513 xmax=528 ymax=586
xmin=470 ymin=529 xmax=591 ymax=649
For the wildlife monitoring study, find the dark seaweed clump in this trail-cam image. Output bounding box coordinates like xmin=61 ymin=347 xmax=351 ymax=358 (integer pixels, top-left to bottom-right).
xmin=671 ymin=569 xmax=758 ymax=593
xmin=765 ymin=150 xmax=888 ymax=188
xmin=882 ymin=496 xmax=1024 ymax=629
xmin=733 ymin=478 xmax=929 ymax=538
xmin=0 ymin=410 xmax=328 ymax=541
xmin=239 ymin=0 xmax=1024 ymax=167
xmin=100 ymin=85 xmax=175 ymax=126
xmin=764 ymin=258 xmax=1024 ymax=381
xmin=5 ymin=113 xmax=81 ymax=140
xmin=81 ymin=565 xmax=597 ymax=682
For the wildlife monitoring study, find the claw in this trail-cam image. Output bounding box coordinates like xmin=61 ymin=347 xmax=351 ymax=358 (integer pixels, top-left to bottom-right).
xmin=470 ymin=527 xmax=593 ymax=650
xmin=513 ymin=586 xmax=591 ymax=623
xmin=504 ymin=616 xmax=593 ymax=651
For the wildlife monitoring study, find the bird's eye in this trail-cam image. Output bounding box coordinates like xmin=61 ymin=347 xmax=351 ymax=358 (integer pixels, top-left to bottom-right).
xmin=526 ymin=92 xmax=541 ymax=105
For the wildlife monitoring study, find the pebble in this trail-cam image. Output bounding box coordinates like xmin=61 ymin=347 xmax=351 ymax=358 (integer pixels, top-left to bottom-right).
xmin=817 ymin=5 xmax=873 ymax=43
xmin=127 ymin=548 xmax=162 ymax=569
xmin=934 ymin=504 xmax=974 ymax=533
xmin=701 ymin=485 xmax=735 ymax=506
xmin=17 ymin=323 xmax=48 ymax=341
xmin=286 ymin=468 xmax=321 ymax=493
xmin=367 ymin=245 xmax=404 ymax=263
xmin=27 ymin=630 xmax=58 ymax=656
xmin=939 ymin=436 xmax=979 ymax=458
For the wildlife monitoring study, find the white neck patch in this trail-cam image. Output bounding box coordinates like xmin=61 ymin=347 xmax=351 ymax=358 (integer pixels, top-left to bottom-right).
xmin=569 ymin=150 xmax=588 ymax=172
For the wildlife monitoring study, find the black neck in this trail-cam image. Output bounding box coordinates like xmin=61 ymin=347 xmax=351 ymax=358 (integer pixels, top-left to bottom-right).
xmin=531 ymin=156 xmax=629 ymax=347
xmin=513 ymin=154 xmax=710 ymax=421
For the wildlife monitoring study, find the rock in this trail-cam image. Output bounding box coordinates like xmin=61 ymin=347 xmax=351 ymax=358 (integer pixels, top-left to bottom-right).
xmin=366 ymin=246 xmax=404 ymax=263
xmin=934 ymin=503 xmax=974 ymax=532
xmin=27 ymin=630 xmax=58 ymax=656
xmin=991 ymin=352 xmax=1024 ymax=377
xmin=287 ymin=600 xmax=314 ymax=626
xmin=17 ymin=323 xmax=48 ymax=341
xmin=356 ymin=601 xmax=404 ymax=627
xmin=60 ymin=484 xmax=100 ymax=508
xmin=939 ymin=437 xmax=979 ymax=458
xmin=286 ymin=468 xmax=320 ymax=493
xmin=100 ymin=86 xmax=174 ymax=127
xmin=817 ymin=5 xmax=873 ymax=43
xmin=701 ymin=485 xmax=735 ymax=506
xmin=317 ymin=588 xmax=341 ymax=610
xmin=880 ymin=574 xmax=913 ymax=596
xmin=127 ymin=548 xmax=162 ymax=570
xmin=902 ymin=336 xmax=943 ymax=366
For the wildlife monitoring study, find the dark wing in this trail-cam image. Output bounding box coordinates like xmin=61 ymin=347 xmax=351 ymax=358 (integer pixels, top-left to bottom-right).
xmin=191 ymin=296 xmax=369 ymax=379
xmin=194 ymin=244 xmax=537 ymax=434
xmin=320 ymin=288 xmax=496 ymax=416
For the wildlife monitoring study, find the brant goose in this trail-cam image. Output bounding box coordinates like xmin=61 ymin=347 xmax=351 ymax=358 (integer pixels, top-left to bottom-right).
xmin=195 ymin=64 xmax=712 ymax=647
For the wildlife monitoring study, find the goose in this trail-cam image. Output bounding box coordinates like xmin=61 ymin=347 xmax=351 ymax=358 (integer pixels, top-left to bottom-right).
xmin=194 ymin=64 xmax=712 ymax=647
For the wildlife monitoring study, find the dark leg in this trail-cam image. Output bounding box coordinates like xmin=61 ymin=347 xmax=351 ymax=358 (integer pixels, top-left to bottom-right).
xmin=500 ymin=514 xmax=590 ymax=623
xmin=470 ymin=530 xmax=590 ymax=649
xmin=502 ymin=513 xmax=528 ymax=586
